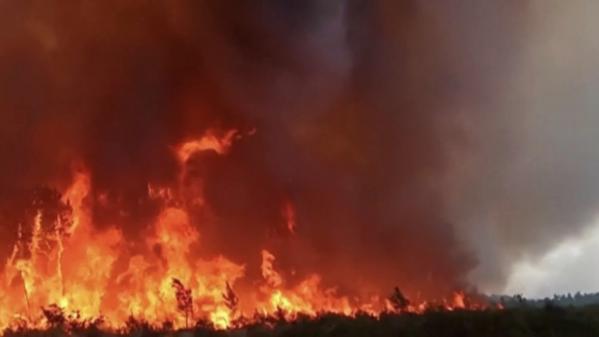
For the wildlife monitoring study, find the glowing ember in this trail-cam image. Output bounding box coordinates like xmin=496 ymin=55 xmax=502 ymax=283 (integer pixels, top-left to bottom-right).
xmin=0 ymin=130 xmax=488 ymax=331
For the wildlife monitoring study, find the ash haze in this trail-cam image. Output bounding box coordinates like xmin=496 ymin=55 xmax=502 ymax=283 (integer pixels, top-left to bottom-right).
xmin=0 ymin=0 xmax=598 ymax=301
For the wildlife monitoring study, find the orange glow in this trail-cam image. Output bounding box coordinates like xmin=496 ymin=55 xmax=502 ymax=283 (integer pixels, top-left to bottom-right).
xmin=0 ymin=129 xmax=489 ymax=332
xmin=282 ymin=201 xmax=296 ymax=234
xmin=176 ymin=129 xmax=238 ymax=163
xmin=261 ymin=250 xmax=283 ymax=288
xmin=452 ymin=291 xmax=466 ymax=309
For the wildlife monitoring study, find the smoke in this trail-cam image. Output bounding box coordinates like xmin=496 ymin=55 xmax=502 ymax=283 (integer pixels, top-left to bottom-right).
xmin=0 ymin=0 xmax=596 ymax=297
xmin=448 ymin=0 xmax=599 ymax=291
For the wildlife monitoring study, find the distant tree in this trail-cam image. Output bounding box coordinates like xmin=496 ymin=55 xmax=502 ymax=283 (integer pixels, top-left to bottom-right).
xmin=515 ymin=294 xmax=527 ymax=305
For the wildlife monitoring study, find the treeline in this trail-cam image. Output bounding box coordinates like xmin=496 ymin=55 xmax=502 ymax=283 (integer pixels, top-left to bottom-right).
xmin=489 ymin=292 xmax=599 ymax=308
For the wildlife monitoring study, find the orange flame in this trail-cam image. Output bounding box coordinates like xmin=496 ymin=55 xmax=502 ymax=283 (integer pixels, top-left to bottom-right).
xmin=176 ymin=129 xmax=238 ymax=163
xmin=0 ymin=129 xmax=489 ymax=331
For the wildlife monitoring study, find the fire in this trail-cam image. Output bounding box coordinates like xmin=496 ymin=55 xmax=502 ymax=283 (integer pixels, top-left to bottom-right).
xmin=1 ymin=168 xmax=122 ymax=329
xmin=176 ymin=129 xmax=238 ymax=163
xmin=261 ymin=250 xmax=283 ymax=288
xmin=452 ymin=291 xmax=466 ymax=309
xmin=0 ymin=129 xmax=489 ymax=332
xmin=282 ymin=202 xmax=296 ymax=234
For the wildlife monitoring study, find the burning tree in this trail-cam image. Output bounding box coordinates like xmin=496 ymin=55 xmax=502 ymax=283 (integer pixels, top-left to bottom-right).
xmin=172 ymin=278 xmax=193 ymax=328
xmin=41 ymin=304 xmax=66 ymax=329
xmin=222 ymin=281 xmax=239 ymax=314
xmin=389 ymin=287 xmax=411 ymax=312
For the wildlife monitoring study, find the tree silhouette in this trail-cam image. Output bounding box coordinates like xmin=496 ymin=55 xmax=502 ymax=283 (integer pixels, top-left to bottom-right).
xmin=389 ymin=287 xmax=410 ymax=312
xmin=222 ymin=281 xmax=239 ymax=314
xmin=172 ymin=278 xmax=193 ymax=328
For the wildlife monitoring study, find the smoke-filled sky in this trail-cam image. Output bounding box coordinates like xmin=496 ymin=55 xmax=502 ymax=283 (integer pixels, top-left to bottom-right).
xmin=474 ymin=0 xmax=599 ymax=295
xmin=0 ymin=0 xmax=598 ymax=297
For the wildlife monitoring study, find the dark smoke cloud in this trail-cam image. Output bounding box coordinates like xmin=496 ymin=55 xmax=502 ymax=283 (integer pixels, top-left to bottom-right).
xmin=0 ymin=0 xmax=594 ymax=296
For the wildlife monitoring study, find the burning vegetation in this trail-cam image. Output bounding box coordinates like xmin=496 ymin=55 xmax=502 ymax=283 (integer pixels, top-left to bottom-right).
xmin=0 ymin=3 xmax=505 ymax=327
xmin=5 ymin=1 xmax=599 ymax=335
xmin=0 ymin=130 xmax=488 ymax=332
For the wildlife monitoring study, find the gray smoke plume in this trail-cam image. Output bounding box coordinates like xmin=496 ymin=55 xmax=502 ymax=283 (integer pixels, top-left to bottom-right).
xmin=447 ymin=0 xmax=599 ymax=292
